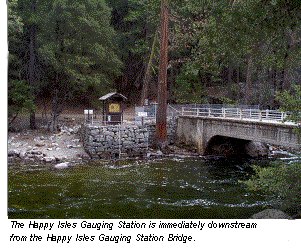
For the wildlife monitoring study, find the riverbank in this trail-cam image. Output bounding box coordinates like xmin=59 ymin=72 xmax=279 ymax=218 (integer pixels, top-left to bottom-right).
xmin=8 ymin=124 xmax=90 ymax=165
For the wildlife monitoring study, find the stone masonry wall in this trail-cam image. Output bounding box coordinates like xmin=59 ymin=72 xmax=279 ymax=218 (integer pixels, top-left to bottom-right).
xmin=82 ymin=119 xmax=177 ymax=159
xmin=147 ymin=119 xmax=177 ymax=145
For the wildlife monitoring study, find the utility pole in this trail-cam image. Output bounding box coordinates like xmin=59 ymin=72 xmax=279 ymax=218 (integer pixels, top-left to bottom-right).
xmin=155 ymin=0 xmax=169 ymax=150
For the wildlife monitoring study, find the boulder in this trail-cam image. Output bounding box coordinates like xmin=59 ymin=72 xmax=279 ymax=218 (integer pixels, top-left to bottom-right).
xmin=54 ymin=162 xmax=70 ymax=169
xmin=245 ymin=141 xmax=269 ymax=158
xmin=250 ymin=209 xmax=292 ymax=219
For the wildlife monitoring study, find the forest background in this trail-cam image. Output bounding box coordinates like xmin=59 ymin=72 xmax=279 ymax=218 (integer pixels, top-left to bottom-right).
xmin=7 ymin=0 xmax=301 ymax=131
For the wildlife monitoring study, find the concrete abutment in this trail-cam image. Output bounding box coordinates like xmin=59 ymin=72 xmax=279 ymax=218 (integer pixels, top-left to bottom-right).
xmin=176 ymin=116 xmax=300 ymax=156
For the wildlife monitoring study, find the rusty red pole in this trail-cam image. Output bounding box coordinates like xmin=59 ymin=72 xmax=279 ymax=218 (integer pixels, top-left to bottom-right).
xmin=155 ymin=0 xmax=169 ymax=150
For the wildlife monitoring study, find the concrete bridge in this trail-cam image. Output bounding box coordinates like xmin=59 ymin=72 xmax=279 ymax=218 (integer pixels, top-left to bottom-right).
xmin=176 ymin=110 xmax=301 ymax=155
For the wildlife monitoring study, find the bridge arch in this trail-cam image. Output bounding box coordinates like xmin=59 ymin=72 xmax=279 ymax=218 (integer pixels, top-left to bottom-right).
xmin=204 ymin=135 xmax=251 ymax=157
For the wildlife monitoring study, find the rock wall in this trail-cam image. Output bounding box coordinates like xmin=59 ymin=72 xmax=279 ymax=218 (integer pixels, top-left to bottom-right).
xmin=147 ymin=119 xmax=177 ymax=145
xmin=82 ymin=120 xmax=177 ymax=159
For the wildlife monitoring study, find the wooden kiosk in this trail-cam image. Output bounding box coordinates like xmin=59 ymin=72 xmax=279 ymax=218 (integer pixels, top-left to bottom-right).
xmin=99 ymin=92 xmax=127 ymax=124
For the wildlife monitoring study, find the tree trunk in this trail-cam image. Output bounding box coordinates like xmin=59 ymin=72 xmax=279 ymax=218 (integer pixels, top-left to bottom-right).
xmin=42 ymin=97 xmax=48 ymax=121
xmin=140 ymin=31 xmax=158 ymax=106
xmin=49 ymin=88 xmax=63 ymax=132
xmin=282 ymin=30 xmax=297 ymax=91
xmin=28 ymin=0 xmax=37 ymax=129
xmin=228 ymin=65 xmax=233 ymax=86
xmin=48 ymin=73 xmax=64 ymax=132
xmin=245 ymin=54 xmax=253 ymax=104
xmin=155 ymin=0 xmax=169 ymax=150
xmin=30 ymin=110 xmax=36 ymax=129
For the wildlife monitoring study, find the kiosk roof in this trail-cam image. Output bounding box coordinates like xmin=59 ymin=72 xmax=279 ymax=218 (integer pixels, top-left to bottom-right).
xmin=99 ymin=92 xmax=127 ymax=101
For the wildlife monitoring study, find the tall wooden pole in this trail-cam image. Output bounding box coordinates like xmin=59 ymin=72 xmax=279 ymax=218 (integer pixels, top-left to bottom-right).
xmin=155 ymin=0 xmax=169 ymax=149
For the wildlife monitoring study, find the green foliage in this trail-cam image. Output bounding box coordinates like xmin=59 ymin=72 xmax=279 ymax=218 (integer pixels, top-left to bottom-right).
xmin=8 ymin=0 xmax=24 ymax=80
xmin=244 ymin=162 xmax=301 ymax=214
xmin=38 ymin=0 xmax=122 ymax=92
xmin=8 ymin=80 xmax=35 ymax=124
xmin=219 ymin=97 xmax=237 ymax=106
xmin=184 ymin=0 xmax=301 ymax=104
xmin=277 ymin=84 xmax=301 ymax=125
xmin=8 ymin=0 xmax=23 ymax=38
xmin=174 ymin=63 xmax=205 ymax=104
xmin=8 ymin=0 xmax=301 ymax=113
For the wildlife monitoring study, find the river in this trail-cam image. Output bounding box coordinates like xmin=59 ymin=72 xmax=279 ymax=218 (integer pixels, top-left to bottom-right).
xmin=8 ymin=157 xmax=273 ymax=219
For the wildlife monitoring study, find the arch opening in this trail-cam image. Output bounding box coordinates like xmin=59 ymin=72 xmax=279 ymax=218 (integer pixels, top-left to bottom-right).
xmin=204 ymin=135 xmax=268 ymax=158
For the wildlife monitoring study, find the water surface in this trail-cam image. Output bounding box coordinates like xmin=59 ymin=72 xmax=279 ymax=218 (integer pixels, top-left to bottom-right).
xmin=8 ymin=158 xmax=271 ymax=219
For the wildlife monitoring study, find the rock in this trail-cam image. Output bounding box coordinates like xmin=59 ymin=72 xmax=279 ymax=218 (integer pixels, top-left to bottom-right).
xmin=47 ymin=148 xmax=53 ymax=151
xmin=245 ymin=141 xmax=269 ymax=158
xmin=36 ymin=142 xmax=45 ymax=147
xmin=29 ymin=150 xmax=42 ymax=155
xmin=43 ymin=157 xmax=56 ymax=163
xmin=156 ymin=150 xmax=163 ymax=156
xmin=19 ymin=151 xmax=26 ymax=159
xmin=250 ymin=209 xmax=292 ymax=219
xmin=8 ymin=149 xmax=20 ymax=157
xmin=54 ymin=162 xmax=70 ymax=169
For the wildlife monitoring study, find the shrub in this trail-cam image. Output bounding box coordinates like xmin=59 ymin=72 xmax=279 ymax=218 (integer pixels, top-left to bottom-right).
xmin=244 ymin=162 xmax=301 ymax=216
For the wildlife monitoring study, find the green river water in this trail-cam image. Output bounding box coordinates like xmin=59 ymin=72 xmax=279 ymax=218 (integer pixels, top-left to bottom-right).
xmin=8 ymin=157 xmax=272 ymax=219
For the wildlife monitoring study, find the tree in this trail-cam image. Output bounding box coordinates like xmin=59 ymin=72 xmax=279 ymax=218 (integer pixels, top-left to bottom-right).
xmin=8 ymin=0 xmax=35 ymax=128
xmin=16 ymin=0 xmax=43 ymax=129
xmin=179 ymin=0 xmax=301 ymax=106
xmin=8 ymin=0 xmax=23 ymax=82
xmin=244 ymin=162 xmax=301 ymax=217
xmin=38 ymin=0 xmax=122 ymax=131
xmin=8 ymin=80 xmax=35 ymax=126
xmin=106 ymin=0 xmax=160 ymax=102
xmin=155 ymin=0 xmax=169 ymax=149
xmin=277 ymin=84 xmax=301 ymax=132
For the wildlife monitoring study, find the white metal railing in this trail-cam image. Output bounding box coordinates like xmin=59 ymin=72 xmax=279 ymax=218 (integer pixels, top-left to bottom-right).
xmin=181 ymin=107 xmax=291 ymax=123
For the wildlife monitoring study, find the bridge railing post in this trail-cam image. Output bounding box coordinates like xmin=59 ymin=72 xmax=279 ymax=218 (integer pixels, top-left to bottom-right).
xmin=222 ymin=107 xmax=225 ymax=118
xmin=208 ymin=108 xmax=211 ymax=117
xmin=239 ymin=109 xmax=242 ymax=120
xmin=181 ymin=107 xmax=184 ymax=116
xmin=197 ymin=108 xmax=199 ymax=117
xmin=259 ymin=110 xmax=262 ymax=121
xmin=281 ymin=112 xmax=285 ymax=122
